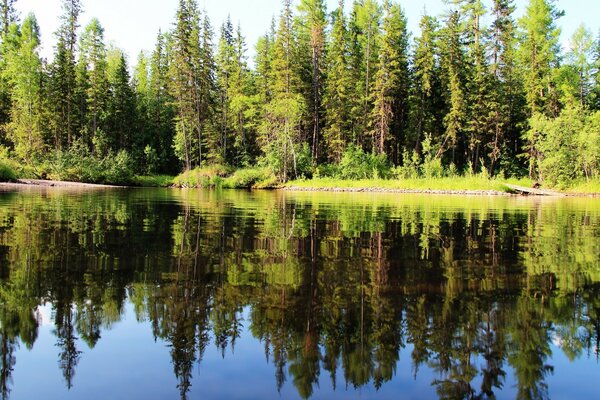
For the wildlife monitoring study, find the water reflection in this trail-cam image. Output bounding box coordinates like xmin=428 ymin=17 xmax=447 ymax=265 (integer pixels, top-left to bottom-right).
xmin=0 ymin=188 xmax=600 ymax=399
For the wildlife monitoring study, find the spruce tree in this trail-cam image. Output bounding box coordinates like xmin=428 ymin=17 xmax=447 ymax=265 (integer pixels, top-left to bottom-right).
xmin=349 ymin=0 xmax=381 ymax=151
xmin=2 ymin=13 xmax=44 ymax=162
xmin=410 ymin=14 xmax=443 ymax=153
xmin=48 ymin=0 xmax=82 ymax=150
xmin=323 ymin=0 xmax=351 ymax=162
xmin=169 ymin=0 xmax=204 ymax=170
xmin=439 ymin=11 xmax=467 ymax=164
xmin=0 ymin=0 xmax=17 ymax=37
xmin=261 ymin=0 xmax=305 ymax=181
xmin=371 ymin=0 xmax=409 ymax=160
xmin=79 ymin=18 xmax=108 ymax=152
xmin=297 ymin=0 xmax=326 ymax=162
xmin=106 ymin=50 xmax=136 ymax=152
xmin=489 ymin=0 xmax=524 ymax=174
xmin=518 ymin=0 xmax=563 ymax=177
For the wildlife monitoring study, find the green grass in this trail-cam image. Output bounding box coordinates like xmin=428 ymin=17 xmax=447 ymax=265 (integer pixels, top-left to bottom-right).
xmin=564 ymin=180 xmax=600 ymax=194
xmin=286 ymin=176 xmax=515 ymax=192
xmin=133 ymin=175 xmax=175 ymax=187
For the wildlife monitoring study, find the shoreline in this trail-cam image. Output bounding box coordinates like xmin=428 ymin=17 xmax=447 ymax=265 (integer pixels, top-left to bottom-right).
xmin=0 ymin=179 xmax=124 ymax=189
xmin=2 ymin=178 xmax=600 ymax=197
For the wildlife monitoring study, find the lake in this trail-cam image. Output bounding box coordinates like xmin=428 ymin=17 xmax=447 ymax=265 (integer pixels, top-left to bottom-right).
xmin=0 ymin=187 xmax=599 ymax=399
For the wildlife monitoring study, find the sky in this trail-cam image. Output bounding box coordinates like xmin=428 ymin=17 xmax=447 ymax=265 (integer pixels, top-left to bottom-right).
xmin=14 ymin=0 xmax=600 ymax=64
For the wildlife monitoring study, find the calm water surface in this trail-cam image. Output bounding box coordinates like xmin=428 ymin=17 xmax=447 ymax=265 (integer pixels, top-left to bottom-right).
xmin=0 ymin=187 xmax=599 ymax=399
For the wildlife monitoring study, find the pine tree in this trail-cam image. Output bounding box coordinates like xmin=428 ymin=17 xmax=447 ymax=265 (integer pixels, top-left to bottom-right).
xmin=106 ymin=49 xmax=136 ymax=152
xmin=228 ymin=23 xmax=256 ymax=166
xmin=410 ymin=14 xmax=443 ymax=153
xmin=79 ymin=18 xmax=108 ymax=152
xmin=261 ymin=0 xmax=305 ymax=181
xmin=489 ymin=0 xmax=524 ymax=174
xmin=216 ymin=16 xmax=235 ymax=163
xmin=371 ymin=0 xmax=409 ymax=160
xmin=169 ymin=0 xmax=205 ymax=170
xmin=0 ymin=0 xmax=17 ymax=37
xmin=439 ymin=11 xmax=467 ymax=164
xmin=518 ymin=0 xmax=563 ymax=178
xmin=349 ymin=0 xmax=381 ymax=151
xmin=297 ymin=0 xmax=326 ymax=162
xmin=323 ymin=0 xmax=351 ymax=162
xmin=147 ymin=30 xmax=176 ymax=173
xmin=2 ymin=13 xmax=44 ymax=161
xmin=48 ymin=0 xmax=82 ymax=150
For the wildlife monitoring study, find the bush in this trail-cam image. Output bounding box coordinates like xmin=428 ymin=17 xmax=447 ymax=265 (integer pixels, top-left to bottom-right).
xmin=45 ymin=141 xmax=136 ymax=185
xmin=223 ymin=168 xmax=277 ymax=188
xmin=172 ymin=164 xmax=234 ymax=188
xmin=338 ymin=145 xmax=390 ymax=179
xmin=0 ymin=160 xmax=17 ymax=182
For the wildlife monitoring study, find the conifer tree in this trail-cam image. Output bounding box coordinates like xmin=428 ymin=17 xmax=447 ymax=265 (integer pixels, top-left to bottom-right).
xmin=261 ymin=0 xmax=305 ymax=181
xmin=48 ymin=0 xmax=82 ymax=149
xmin=371 ymin=0 xmax=409 ymax=159
xmin=518 ymin=0 xmax=563 ymax=177
xmin=439 ymin=11 xmax=467 ymax=164
xmin=79 ymin=18 xmax=108 ymax=151
xmin=216 ymin=17 xmax=235 ymax=163
xmin=410 ymin=14 xmax=443 ymax=153
xmin=2 ymin=13 xmax=44 ymax=161
xmin=349 ymin=0 xmax=381 ymax=150
xmin=0 ymin=0 xmax=17 ymax=37
xmin=106 ymin=50 xmax=136 ymax=152
xmin=169 ymin=0 xmax=204 ymax=170
xmin=489 ymin=0 xmax=523 ymax=174
xmin=323 ymin=0 xmax=351 ymax=162
xmin=297 ymin=0 xmax=326 ymax=162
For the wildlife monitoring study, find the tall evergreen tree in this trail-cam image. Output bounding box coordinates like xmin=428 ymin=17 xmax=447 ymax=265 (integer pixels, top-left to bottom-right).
xmin=48 ymin=0 xmax=82 ymax=149
xmin=169 ymin=0 xmax=205 ymax=170
xmin=216 ymin=16 xmax=235 ymax=163
xmin=297 ymin=0 xmax=326 ymax=162
xmin=0 ymin=0 xmax=17 ymax=37
xmin=79 ymin=18 xmax=108 ymax=151
xmin=2 ymin=13 xmax=44 ymax=161
xmin=489 ymin=0 xmax=524 ymax=174
xmin=410 ymin=14 xmax=443 ymax=153
xmin=371 ymin=0 xmax=409 ymax=160
xmin=439 ymin=11 xmax=467 ymax=164
xmin=261 ymin=0 xmax=305 ymax=181
xmin=323 ymin=0 xmax=351 ymax=162
xmin=518 ymin=0 xmax=563 ymax=177
xmin=349 ymin=0 xmax=381 ymax=150
xmin=106 ymin=49 xmax=136 ymax=152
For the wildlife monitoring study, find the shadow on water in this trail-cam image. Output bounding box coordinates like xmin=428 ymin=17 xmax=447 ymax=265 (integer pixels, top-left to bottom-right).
xmin=1 ymin=188 xmax=600 ymax=399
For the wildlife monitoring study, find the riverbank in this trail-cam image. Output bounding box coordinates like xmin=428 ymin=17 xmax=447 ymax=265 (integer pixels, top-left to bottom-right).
xmin=3 ymin=167 xmax=600 ymax=197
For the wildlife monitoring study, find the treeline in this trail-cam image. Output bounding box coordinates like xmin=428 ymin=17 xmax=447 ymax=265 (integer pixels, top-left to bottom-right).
xmin=0 ymin=0 xmax=600 ymax=185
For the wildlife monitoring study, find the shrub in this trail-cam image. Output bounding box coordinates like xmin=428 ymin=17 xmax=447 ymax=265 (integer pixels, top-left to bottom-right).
xmin=0 ymin=160 xmax=17 ymax=182
xmin=338 ymin=145 xmax=390 ymax=179
xmin=223 ymin=167 xmax=277 ymax=188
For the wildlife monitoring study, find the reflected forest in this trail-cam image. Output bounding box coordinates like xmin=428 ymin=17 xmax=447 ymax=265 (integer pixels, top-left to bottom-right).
xmin=1 ymin=189 xmax=600 ymax=399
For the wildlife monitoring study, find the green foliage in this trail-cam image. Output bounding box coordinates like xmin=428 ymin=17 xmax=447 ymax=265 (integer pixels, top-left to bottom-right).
xmin=173 ymin=164 xmax=233 ymax=188
xmin=531 ymin=107 xmax=600 ymax=186
xmin=0 ymin=159 xmax=16 ymax=181
xmin=223 ymin=167 xmax=277 ymax=189
xmin=338 ymin=145 xmax=390 ymax=179
xmin=46 ymin=139 xmax=135 ymax=185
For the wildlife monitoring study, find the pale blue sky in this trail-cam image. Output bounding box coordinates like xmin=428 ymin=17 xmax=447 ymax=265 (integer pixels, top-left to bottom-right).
xmin=15 ymin=0 xmax=600 ymax=63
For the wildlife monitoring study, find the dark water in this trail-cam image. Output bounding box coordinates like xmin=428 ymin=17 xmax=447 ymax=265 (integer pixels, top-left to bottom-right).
xmin=0 ymin=187 xmax=599 ymax=400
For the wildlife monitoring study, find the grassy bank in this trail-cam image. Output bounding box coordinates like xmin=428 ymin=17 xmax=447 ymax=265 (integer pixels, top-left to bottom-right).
xmin=286 ymin=176 xmax=533 ymax=193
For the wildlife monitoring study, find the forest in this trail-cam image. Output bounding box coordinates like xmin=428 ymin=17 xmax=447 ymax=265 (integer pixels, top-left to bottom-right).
xmin=0 ymin=0 xmax=599 ymax=188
